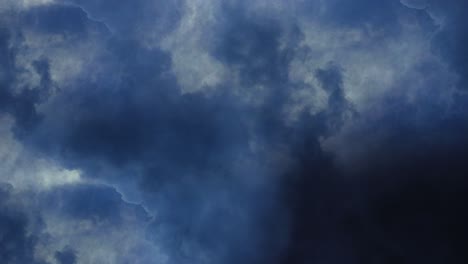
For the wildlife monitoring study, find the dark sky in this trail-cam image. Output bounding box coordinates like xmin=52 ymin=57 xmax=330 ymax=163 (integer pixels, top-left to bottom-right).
xmin=1 ymin=0 xmax=468 ymax=263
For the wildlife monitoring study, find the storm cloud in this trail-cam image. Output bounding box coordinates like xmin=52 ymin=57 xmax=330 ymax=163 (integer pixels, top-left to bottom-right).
xmin=1 ymin=0 xmax=468 ymax=263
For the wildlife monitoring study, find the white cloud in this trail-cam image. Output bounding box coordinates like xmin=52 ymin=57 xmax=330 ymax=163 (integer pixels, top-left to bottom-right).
xmin=289 ymin=8 xmax=456 ymax=112
xmin=0 ymin=116 xmax=83 ymax=190
xmin=14 ymin=27 xmax=106 ymax=90
xmin=0 ymin=0 xmax=55 ymax=10
xmin=160 ymin=0 xmax=228 ymax=94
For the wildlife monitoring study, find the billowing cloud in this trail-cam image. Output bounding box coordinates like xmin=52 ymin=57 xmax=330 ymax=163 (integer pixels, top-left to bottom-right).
xmin=1 ymin=0 xmax=468 ymax=263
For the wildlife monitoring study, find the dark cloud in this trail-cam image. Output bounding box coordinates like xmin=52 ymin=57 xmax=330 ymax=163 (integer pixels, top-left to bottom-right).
xmin=0 ymin=27 xmax=41 ymax=132
xmin=430 ymin=1 xmax=468 ymax=90
xmin=0 ymin=5 xmax=97 ymax=134
xmin=0 ymin=184 xmax=46 ymax=264
xmin=1 ymin=1 xmax=468 ymax=264
xmin=22 ymin=5 xmax=106 ymax=36
xmin=213 ymin=7 xmax=290 ymax=86
xmin=5 ymin=5 xmax=276 ymax=262
xmin=54 ymin=246 xmax=77 ymax=264
xmin=403 ymin=0 xmax=468 ymax=90
xmin=297 ymin=0 xmax=435 ymax=40
xmin=315 ymin=0 xmax=401 ymax=28
xmin=42 ymin=184 xmax=149 ymax=225
xmin=277 ymin=104 xmax=468 ymax=263
xmin=65 ymin=0 xmax=183 ymax=40
xmin=285 ymin=65 xmax=468 ymax=263
xmin=343 ymin=118 xmax=468 ymax=263
xmin=0 ymin=180 xmax=158 ymax=263
xmin=6 ymin=3 xmax=295 ymax=263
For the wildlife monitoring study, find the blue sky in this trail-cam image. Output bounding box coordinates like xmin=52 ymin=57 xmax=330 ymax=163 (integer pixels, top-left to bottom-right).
xmin=1 ymin=0 xmax=468 ymax=263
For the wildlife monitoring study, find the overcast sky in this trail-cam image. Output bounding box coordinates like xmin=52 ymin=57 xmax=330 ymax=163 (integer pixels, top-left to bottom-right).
xmin=1 ymin=0 xmax=468 ymax=263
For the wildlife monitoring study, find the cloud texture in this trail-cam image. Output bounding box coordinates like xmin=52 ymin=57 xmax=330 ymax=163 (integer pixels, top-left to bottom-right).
xmin=1 ymin=0 xmax=468 ymax=263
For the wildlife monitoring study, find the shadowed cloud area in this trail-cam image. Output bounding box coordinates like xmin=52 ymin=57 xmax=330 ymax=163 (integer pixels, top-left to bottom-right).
xmin=54 ymin=247 xmax=77 ymax=264
xmin=0 ymin=184 xmax=45 ymax=264
xmin=1 ymin=0 xmax=468 ymax=263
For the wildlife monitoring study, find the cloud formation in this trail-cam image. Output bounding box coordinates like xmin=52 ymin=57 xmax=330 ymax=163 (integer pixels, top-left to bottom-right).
xmin=1 ymin=0 xmax=468 ymax=263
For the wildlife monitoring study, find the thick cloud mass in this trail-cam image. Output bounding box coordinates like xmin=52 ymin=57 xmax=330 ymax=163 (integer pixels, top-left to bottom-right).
xmin=1 ymin=0 xmax=468 ymax=263
xmin=0 ymin=184 xmax=44 ymax=264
